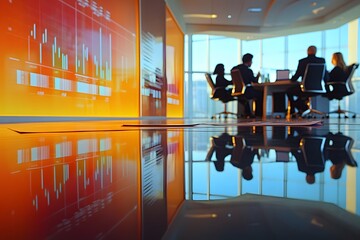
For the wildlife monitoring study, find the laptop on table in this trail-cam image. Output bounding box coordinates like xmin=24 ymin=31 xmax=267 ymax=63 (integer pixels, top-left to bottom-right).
xmin=276 ymin=69 xmax=290 ymax=81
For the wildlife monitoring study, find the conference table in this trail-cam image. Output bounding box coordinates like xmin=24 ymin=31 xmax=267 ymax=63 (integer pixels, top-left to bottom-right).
xmin=252 ymin=80 xmax=299 ymax=119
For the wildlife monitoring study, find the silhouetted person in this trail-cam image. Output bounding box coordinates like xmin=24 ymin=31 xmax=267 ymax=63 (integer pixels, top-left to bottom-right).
xmin=287 ymin=45 xmax=329 ymax=115
xmin=324 ymin=132 xmax=358 ymax=179
xmin=213 ymin=63 xmax=233 ymax=102
xmin=232 ymin=53 xmax=263 ymax=117
xmin=230 ymin=145 xmax=258 ymax=180
xmin=325 ymin=52 xmax=349 ymax=92
xmin=212 ymin=132 xmax=233 ymax=172
xmin=292 ymin=136 xmax=325 ymax=184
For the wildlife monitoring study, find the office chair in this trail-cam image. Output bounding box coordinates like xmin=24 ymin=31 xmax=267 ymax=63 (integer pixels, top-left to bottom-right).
xmin=323 ymin=132 xmax=357 ymax=167
xmin=299 ymin=63 xmax=327 ymax=118
xmin=230 ymin=69 xmax=253 ymax=117
xmin=301 ymin=136 xmax=326 ymax=166
xmin=295 ymin=136 xmax=326 ymax=184
xmin=323 ymin=63 xmax=359 ymax=118
xmin=205 ymin=73 xmax=238 ymax=119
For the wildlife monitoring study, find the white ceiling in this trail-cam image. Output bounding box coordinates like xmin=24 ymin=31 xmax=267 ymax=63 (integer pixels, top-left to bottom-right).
xmin=166 ymin=0 xmax=360 ymax=39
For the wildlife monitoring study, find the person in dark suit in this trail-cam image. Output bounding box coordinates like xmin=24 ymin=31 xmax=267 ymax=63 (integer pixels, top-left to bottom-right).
xmin=232 ymin=53 xmax=263 ymax=117
xmin=212 ymin=63 xmax=233 ymax=102
xmin=287 ymin=45 xmax=329 ymax=115
xmin=292 ymin=146 xmax=325 ymax=184
xmin=230 ymin=146 xmax=258 ymax=180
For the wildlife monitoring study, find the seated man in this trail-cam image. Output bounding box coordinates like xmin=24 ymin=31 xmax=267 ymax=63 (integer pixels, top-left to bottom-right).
xmin=232 ymin=53 xmax=263 ymax=117
xmin=287 ymin=45 xmax=329 ymax=115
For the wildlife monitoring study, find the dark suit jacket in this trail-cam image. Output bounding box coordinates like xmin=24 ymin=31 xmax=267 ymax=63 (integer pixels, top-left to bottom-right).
xmin=291 ymin=54 xmax=329 ymax=82
xmin=329 ymin=66 xmax=347 ymax=83
xmin=231 ymin=64 xmax=258 ymax=85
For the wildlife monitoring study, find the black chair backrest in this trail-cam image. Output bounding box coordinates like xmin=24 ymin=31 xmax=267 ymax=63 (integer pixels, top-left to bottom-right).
xmin=345 ymin=63 xmax=359 ymax=93
xmin=230 ymin=69 xmax=246 ymax=96
xmin=301 ymin=136 xmax=326 ymax=167
xmin=324 ymin=133 xmax=357 ymax=167
xmin=301 ymin=63 xmax=326 ymax=93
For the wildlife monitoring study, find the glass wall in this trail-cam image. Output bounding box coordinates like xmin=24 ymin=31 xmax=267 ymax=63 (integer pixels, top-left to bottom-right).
xmin=185 ymin=19 xmax=359 ymax=119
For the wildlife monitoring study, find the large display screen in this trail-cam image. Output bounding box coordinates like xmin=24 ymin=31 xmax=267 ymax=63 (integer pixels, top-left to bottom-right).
xmin=0 ymin=0 xmax=138 ymax=117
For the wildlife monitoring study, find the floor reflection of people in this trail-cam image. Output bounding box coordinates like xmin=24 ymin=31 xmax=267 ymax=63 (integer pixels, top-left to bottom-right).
xmin=288 ymin=128 xmax=325 ymax=184
xmin=230 ymin=135 xmax=259 ymax=180
xmin=324 ymin=132 xmax=358 ymax=179
xmin=210 ymin=132 xmax=233 ymax=172
xmin=290 ymin=146 xmax=322 ymax=184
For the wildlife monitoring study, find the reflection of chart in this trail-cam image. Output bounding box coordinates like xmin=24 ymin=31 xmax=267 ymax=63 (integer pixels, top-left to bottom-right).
xmin=0 ymin=132 xmax=139 ymax=238
xmin=16 ymin=137 xmax=114 ymax=211
xmin=1 ymin=0 xmax=137 ymax=116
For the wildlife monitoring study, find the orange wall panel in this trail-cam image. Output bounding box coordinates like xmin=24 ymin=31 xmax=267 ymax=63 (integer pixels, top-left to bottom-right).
xmin=166 ymin=8 xmax=184 ymax=117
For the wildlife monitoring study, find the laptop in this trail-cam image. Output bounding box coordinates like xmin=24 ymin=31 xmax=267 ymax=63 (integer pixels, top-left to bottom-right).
xmin=276 ymin=69 xmax=290 ymax=81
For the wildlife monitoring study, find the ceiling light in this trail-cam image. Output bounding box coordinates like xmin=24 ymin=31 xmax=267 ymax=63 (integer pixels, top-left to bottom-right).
xmin=312 ymin=6 xmax=325 ymax=14
xmin=183 ymin=14 xmax=217 ymax=19
xmin=227 ymin=15 xmax=232 ymax=19
xmin=247 ymin=7 xmax=262 ymax=13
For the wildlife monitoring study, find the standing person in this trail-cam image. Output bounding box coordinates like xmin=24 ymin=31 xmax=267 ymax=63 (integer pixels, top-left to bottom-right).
xmin=287 ymin=45 xmax=329 ymax=115
xmin=212 ymin=63 xmax=233 ymax=101
xmin=232 ymin=53 xmax=263 ymax=117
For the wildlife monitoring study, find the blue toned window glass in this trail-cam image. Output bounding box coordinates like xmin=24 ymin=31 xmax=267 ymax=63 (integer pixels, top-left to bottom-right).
xmin=242 ymin=40 xmax=261 ymax=74
xmin=192 ymin=35 xmax=209 ymax=72
xmin=185 ymin=35 xmax=189 ymax=72
xmin=288 ymin=31 xmax=322 ymax=72
xmin=192 ymin=73 xmax=211 ymax=118
xmin=262 ymin=162 xmax=285 ymax=197
xmin=339 ymin=24 xmax=349 ymax=58
xmin=358 ymin=19 xmax=360 ymax=78
xmin=262 ymin=36 xmax=286 ymax=80
xmin=324 ymin=28 xmax=341 ymax=65
xmin=210 ymin=163 xmax=240 ymax=198
xmin=209 ymin=36 xmax=240 ymax=73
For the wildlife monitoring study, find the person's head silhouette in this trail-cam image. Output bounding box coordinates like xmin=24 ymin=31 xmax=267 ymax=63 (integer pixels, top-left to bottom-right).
xmin=214 ymin=160 xmax=225 ymax=172
xmin=242 ymin=53 xmax=253 ymax=67
xmin=307 ymin=45 xmax=317 ymax=55
xmin=213 ymin=63 xmax=225 ymax=75
xmin=242 ymin=166 xmax=253 ymax=180
xmin=306 ymin=174 xmax=316 ymax=184
xmin=330 ymin=161 xmax=346 ymax=179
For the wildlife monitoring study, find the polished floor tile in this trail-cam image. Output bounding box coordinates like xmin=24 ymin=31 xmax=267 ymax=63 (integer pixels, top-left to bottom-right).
xmin=0 ymin=118 xmax=359 ymax=239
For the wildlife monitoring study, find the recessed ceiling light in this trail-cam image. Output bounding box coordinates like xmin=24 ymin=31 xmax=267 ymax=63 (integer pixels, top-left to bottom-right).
xmin=183 ymin=14 xmax=217 ymax=19
xmin=227 ymin=15 xmax=232 ymax=19
xmin=248 ymin=7 xmax=262 ymax=13
xmin=312 ymin=6 xmax=325 ymax=14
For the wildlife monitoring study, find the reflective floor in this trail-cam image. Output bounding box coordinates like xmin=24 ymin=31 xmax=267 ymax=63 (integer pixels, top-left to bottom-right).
xmin=0 ymin=118 xmax=360 ymax=239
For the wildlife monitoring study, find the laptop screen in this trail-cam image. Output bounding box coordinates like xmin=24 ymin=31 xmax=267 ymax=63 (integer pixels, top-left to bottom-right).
xmin=276 ymin=69 xmax=290 ymax=81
